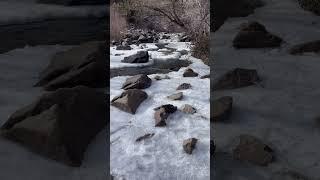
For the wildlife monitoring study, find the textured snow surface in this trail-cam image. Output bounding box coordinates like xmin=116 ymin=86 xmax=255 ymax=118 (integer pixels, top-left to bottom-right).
xmin=212 ymin=0 xmax=320 ymax=179
xmin=110 ymin=40 xmax=210 ymax=179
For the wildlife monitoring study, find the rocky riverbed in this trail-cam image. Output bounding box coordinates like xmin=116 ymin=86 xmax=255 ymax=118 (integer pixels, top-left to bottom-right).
xmin=110 ymin=32 xmax=210 ymax=179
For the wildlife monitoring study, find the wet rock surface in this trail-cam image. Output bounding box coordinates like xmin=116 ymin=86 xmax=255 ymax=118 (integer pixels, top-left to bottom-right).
xmin=122 ymin=51 xmax=149 ymax=64
xmin=182 ymin=104 xmax=197 ymax=114
xmin=167 ymin=92 xmax=183 ymax=100
xmin=183 ymin=68 xmax=199 ymax=77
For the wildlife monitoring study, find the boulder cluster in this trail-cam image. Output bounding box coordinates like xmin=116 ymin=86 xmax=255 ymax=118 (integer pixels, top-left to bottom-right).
xmin=111 ymin=68 xmax=201 ymax=155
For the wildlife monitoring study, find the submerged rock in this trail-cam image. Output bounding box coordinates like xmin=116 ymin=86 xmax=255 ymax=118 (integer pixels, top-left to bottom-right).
xmin=0 ymin=86 xmax=106 ymax=166
xmin=233 ymin=21 xmax=282 ymax=48
xmin=167 ymin=92 xmax=183 ymax=100
xmin=111 ymin=89 xmax=148 ymax=114
xmin=121 ymin=74 xmax=152 ymax=90
xmin=289 ymin=40 xmax=320 ymax=54
xmin=154 ymin=104 xmax=177 ymax=127
xmin=214 ymin=68 xmax=260 ymax=90
xmin=212 ymin=96 xmax=233 ymax=122
xmin=200 ymin=74 xmax=210 ymax=79
xmin=183 ymin=138 xmax=198 ymax=154
xmin=122 ymin=51 xmax=149 ymax=63
xmin=177 ymin=83 xmax=192 ymax=90
xmin=233 ymin=134 xmax=274 ymax=166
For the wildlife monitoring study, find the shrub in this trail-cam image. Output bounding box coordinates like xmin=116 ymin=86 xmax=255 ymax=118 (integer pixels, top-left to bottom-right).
xmin=298 ymin=0 xmax=320 ymax=15
xmin=110 ymin=3 xmax=128 ymax=42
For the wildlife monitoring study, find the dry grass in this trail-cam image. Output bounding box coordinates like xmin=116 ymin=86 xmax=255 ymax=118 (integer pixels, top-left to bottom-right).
xmin=110 ymin=3 xmax=128 ymax=42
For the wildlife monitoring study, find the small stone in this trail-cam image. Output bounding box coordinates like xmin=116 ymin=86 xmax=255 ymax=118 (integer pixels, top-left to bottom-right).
xmin=183 ymin=68 xmax=199 ymax=77
xmin=154 ymin=75 xmax=170 ymax=80
xmin=183 ymin=138 xmax=198 ymax=154
xmin=200 ymin=74 xmax=210 ymax=79
xmin=233 ymin=134 xmax=274 ymax=166
xmin=135 ymin=133 xmax=155 ymax=142
xmin=182 ymin=104 xmax=196 ymax=114
xmin=167 ymin=92 xmax=183 ymax=100
xmin=177 ymin=83 xmax=192 ymax=90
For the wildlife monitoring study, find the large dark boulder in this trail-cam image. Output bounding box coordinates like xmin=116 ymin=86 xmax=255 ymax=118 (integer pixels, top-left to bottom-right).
xmin=233 ymin=22 xmax=283 ymax=48
xmin=37 ymin=0 xmax=107 ymax=6
xmin=35 ymin=41 xmax=107 ymax=91
xmin=121 ymin=74 xmax=152 ymax=90
xmin=212 ymin=0 xmax=264 ymax=31
xmin=0 ymin=86 xmax=106 ymax=167
xmin=122 ymin=51 xmax=149 ymax=64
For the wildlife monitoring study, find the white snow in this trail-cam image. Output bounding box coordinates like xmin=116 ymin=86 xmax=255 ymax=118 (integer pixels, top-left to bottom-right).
xmin=213 ymin=0 xmax=320 ymax=178
xmin=0 ymin=0 xmax=107 ymax=25
xmin=110 ymin=40 xmax=210 ymax=179
xmin=0 ymin=45 xmax=107 ymax=180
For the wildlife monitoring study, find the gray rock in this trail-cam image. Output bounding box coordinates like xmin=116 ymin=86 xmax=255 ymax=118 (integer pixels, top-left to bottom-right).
xmin=154 ymin=104 xmax=177 ymax=127
xmin=177 ymin=83 xmax=192 ymax=90
xmin=35 ymin=41 xmax=107 ymax=91
xmin=289 ymin=40 xmax=320 ymax=55
xmin=111 ymin=89 xmax=148 ymax=114
xmin=233 ymin=21 xmax=283 ymax=48
xmin=121 ymin=74 xmax=152 ymax=90
xmin=122 ymin=51 xmax=149 ymax=63
xmin=182 ymin=104 xmax=197 ymax=114
xmin=0 ymin=86 xmax=106 ymax=167
xmin=183 ymin=68 xmax=199 ymax=77
xmin=214 ymin=68 xmax=260 ymax=90
xmin=233 ymin=134 xmax=274 ymax=166
xmin=154 ymin=75 xmax=170 ymax=81
xmin=183 ymin=138 xmax=198 ymax=154
xmin=167 ymin=92 xmax=183 ymax=100
xmin=200 ymin=74 xmax=210 ymax=79
xmin=212 ymin=96 xmax=233 ymax=122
